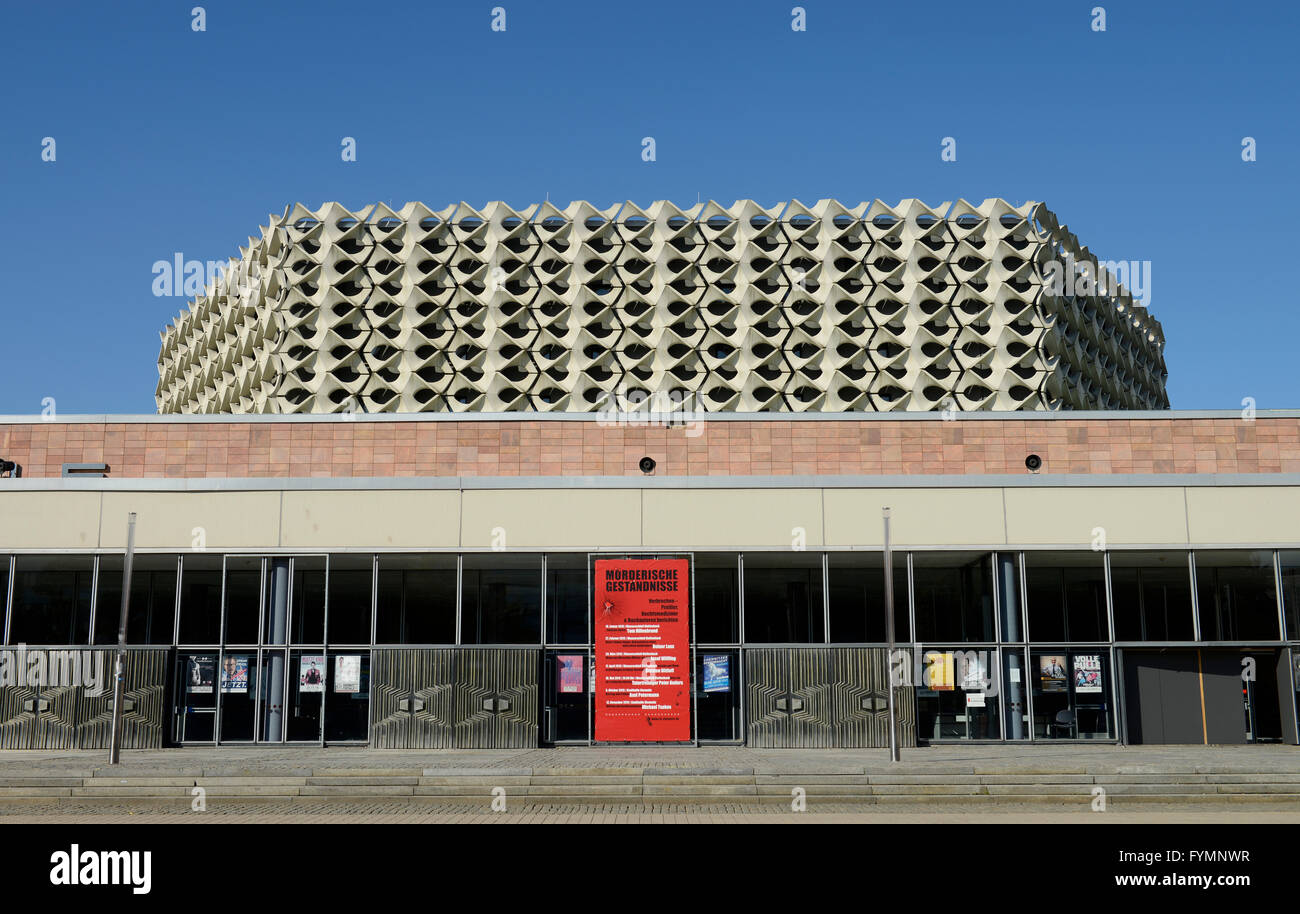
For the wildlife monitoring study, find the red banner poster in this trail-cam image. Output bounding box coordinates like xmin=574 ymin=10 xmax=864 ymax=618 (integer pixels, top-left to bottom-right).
xmin=594 ymin=558 xmax=692 ymax=742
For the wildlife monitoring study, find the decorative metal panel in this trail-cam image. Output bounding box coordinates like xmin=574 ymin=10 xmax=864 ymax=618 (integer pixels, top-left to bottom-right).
xmin=0 ymin=685 xmax=41 ymax=749
xmin=453 ymin=649 xmax=538 ymax=749
xmin=745 ymin=648 xmax=915 ymax=749
xmin=0 ymin=650 xmax=166 ymax=749
xmin=744 ymin=649 xmax=791 ymax=748
xmin=369 ymin=649 xmax=455 ymax=749
xmin=74 ymin=650 xmax=168 ymax=749
xmin=156 ymin=200 xmax=1168 ymax=415
xmin=832 ymin=648 xmax=916 ymax=749
xmin=787 ymin=649 xmax=837 ymax=748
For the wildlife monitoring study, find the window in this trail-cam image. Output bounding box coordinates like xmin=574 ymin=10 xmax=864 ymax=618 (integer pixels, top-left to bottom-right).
xmin=178 ymin=555 xmax=222 ymax=644
xmin=545 ymin=554 xmax=587 ymax=645
xmin=914 ymin=646 xmax=1001 ymax=740
xmin=827 ymin=552 xmax=908 ymax=642
xmin=742 ymin=553 xmax=824 ymax=643
xmin=695 ymin=553 xmax=739 ymax=644
xmin=375 ymin=554 xmax=456 ymax=644
xmin=93 ymin=554 xmax=177 ymax=645
xmin=1029 ymin=650 xmax=1114 ymax=739
xmin=912 ymin=552 xmax=994 ymax=642
xmin=1195 ymin=550 xmax=1279 ymax=642
xmin=9 ymin=555 xmax=92 ymax=644
xmin=225 ymin=556 xmax=262 ymax=645
xmin=290 ymin=556 xmax=326 ymax=645
xmin=327 ymin=555 xmax=373 ymax=645
xmin=325 ymin=651 xmax=370 ymax=741
xmin=461 ymin=554 xmax=542 ymax=644
xmin=1110 ymin=551 xmax=1194 ymax=641
xmin=1282 ymin=551 xmax=1300 ymax=641
xmin=1024 ymin=551 xmax=1107 ymax=642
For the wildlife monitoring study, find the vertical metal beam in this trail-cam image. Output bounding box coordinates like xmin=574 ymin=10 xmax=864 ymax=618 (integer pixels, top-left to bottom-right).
xmin=540 ymin=554 xmax=548 ymax=647
xmin=1000 ymin=553 xmax=1023 ymax=740
xmin=1189 ymin=551 xmax=1202 ymax=643
xmin=821 ymin=550 xmax=830 ymax=645
xmin=1104 ymin=550 xmax=1124 ymax=745
xmin=1274 ymin=549 xmax=1287 ymax=642
xmin=108 ymin=512 xmax=137 ymax=765
xmin=883 ymin=508 xmax=899 ymax=763
xmin=88 ymin=554 xmax=100 ymax=647
xmin=265 ymin=558 xmax=290 ymax=742
xmin=4 ymin=553 xmax=14 ymax=645
xmin=171 ymin=555 xmax=182 ymax=648
xmin=737 ymin=552 xmax=746 ymax=745
xmin=454 ymin=554 xmax=463 ymax=646
xmin=370 ymin=554 xmax=379 ymax=646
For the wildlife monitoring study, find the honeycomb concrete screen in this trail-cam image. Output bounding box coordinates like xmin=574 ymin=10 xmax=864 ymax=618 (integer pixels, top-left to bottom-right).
xmin=156 ymin=199 xmax=1168 ymax=415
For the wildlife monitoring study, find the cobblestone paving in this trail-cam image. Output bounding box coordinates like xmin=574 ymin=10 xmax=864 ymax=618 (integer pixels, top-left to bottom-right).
xmin=2 ymin=744 xmax=1299 ymax=777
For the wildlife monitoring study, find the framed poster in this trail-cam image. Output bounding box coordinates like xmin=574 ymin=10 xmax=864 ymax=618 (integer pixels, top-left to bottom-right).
xmin=960 ymin=653 xmax=989 ymax=692
xmin=334 ymin=655 xmax=361 ymax=694
xmin=924 ymin=651 xmax=954 ymax=691
xmin=557 ymin=654 xmax=584 ymax=694
xmin=1039 ymin=654 xmax=1068 ymax=693
xmin=187 ymin=655 xmax=214 ymax=694
xmin=219 ymin=655 xmax=249 ymax=694
xmin=593 ymin=557 xmax=692 ymax=742
xmin=702 ymin=654 xmax=730 ymax=693
xmin=298 ymin=655 xmax=326 ymax=693
xmin=1073 ymin=654 xmax=1103 ymax=693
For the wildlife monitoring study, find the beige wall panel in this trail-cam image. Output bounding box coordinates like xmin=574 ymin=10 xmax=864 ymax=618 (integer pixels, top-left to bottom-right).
xmin=99 ymin=491 xmax=281 ymax=549
xmin=0 ymin=492 xmax=101 ymax=548
xmin=642 ymin=489 xmax=824 ymax=548
xmin=1186 ymin=487 xmax=1300 ymax=545
xmin=1004 ymin=487 xmax=1188 ymax=546
xmin=281 ymin=490 xmax=460 ymax=549
xmin=460 ymin=489 xmax=641 ymax=549
xmin=824 ymin=488 xmax=1007 ymax=547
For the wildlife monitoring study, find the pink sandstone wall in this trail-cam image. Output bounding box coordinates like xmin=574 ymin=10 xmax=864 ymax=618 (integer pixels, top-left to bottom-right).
xmin=0 ymin=418 xmax=1296 ymax=479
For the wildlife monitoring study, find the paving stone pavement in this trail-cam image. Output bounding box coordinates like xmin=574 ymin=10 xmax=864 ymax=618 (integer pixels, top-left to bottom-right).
xmin=3 ymin=745 xmax=1298 ymax=820
xmin=2 ymin=743 xmax=1299 ymax=776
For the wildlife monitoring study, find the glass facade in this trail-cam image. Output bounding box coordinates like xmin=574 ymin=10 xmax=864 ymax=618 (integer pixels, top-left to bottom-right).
xmin=1194 ymin=550 xmax=1280 ymax=642
xmin=0 ymin=548 xmax=1294 ymax=745
xmin=1110 ymin=551 xmax=1195 ymax=641
xmin=742 ymin=552 xmax=824 ymax=643
xmin=912 ymin=552 xmax=995 ymax=643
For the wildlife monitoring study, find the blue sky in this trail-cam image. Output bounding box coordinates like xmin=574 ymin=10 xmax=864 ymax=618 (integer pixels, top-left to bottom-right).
xmin=0 ymin=0 xmax=1295 ymax=414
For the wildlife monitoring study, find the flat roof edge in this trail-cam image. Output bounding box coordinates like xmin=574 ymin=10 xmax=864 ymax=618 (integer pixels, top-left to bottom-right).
xmin=0 ymin=409 xmax=1296 ymax=424
xmin=3 ymin=472 xmax=1299 ymax=492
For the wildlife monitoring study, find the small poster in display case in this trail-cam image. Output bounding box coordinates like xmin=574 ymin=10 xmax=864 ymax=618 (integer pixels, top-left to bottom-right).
xmin=220 ymin=655 xmax=249 ymax=694
xmin=1039 ymin=654 xmax=1068 ymax=693
xmin=558 ymin=654 xmax=584 ymax=694
xmin=703 ymin=655 xmax=730 ymax=693
xmin=334 ymin=655 xmax=362 ymax=694
xmin=960 ymin=653 xmax=989 ymax=691
xmin=299 ymin=655 xmax=326 ymax=693
xmin=187 ymin=655 xmax=215 ymax=694
xmin=1073 ymin=654 xmax=1103 ymax=693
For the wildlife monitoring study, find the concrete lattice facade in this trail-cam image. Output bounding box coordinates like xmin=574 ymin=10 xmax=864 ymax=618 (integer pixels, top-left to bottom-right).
xmin=156 ymin=199 xmax=1168 ymax=415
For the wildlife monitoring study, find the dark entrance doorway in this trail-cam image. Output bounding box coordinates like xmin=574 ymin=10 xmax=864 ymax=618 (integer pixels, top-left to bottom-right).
xmin=1122 ymin=648 xmax=1292 ymax=744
